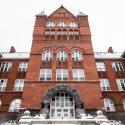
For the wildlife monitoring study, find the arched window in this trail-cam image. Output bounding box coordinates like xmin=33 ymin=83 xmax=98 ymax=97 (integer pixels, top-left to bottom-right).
xmin=47 ymin=21 xmax=55 ymax=27
xmin=57 ymin=29 xmax=62 ymax=35
xmin=8 ymin=99 xmax=21 ymax=112
xmin=62 ymin=29 xmax=67 ymax=35
xmin=57 ymin=51 xmax=68 ymax=60
xmin=42 ymin=50 xmax=53 ymax=60
xmin=45 ymin=29 xmax=50 ymax=35
xmin=72 ymin=51 xmax=82 ymax=60
xmin=74 ymin=29 xmax=79 ymax=35
xmin=123 ymin=99 xmax=125 ymax=110
xmin=68 ymin=22 xmax=78 ymax=27
xmin=58 ymin=21 xmax=66 ymax=27
xmin=51 ymin=29 xmax=55 ymax=35
xmin=69 ymin=29 xmax=73 ymax=35
xmin=104 ymin=98 xmax=115 ymax=111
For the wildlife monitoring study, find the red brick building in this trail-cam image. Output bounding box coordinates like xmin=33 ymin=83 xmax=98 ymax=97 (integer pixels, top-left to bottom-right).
xmin=0 ymin=6 xmax=125 ymax=123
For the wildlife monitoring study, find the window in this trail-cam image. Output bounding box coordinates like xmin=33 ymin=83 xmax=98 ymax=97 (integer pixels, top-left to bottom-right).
xmin=0 ymin=62 xmax=12 ymax=71
xmin=47 ymin=21 xmax=55 ymax=27
xmin=8 ymin=99 xmax=21 ymax=112
xmin=123 ymin=99 xmax=125 ymax=111
xmin=40 ymin=69 xmax=52 ymax=81
xmin=13 ymin=79 xmax=24 ymax=91
xmin=100 ymin=79 xmax=111 ymax=91
xmin=57 ymin=51 xmax=68 ymax=60
xmin=72 ymin=69 xmax=85 ymax=81
xmin=51 ymin=29 xmax=55 ymax=35
xmin=72 ymin=51 xmax=82 ymax=60
xmin=74 ymin=30 xmax=79 ymax=35
xmin=56 ymin=69 xmax=68 ymax=81
xmin=68 ymin=22 xmax=78 ymax=27
xmin=18 ymin=62 xmax=28 ymax=72
xmin=116 ymin=79 xmax=125 ymax=91
xmin=69 ymin=29 xmax=73 ymax=35
xmin=96 ymin=62 xmax=106 ymax=71
xmin=58 ymin=21 xmax=66 ymax=27
xmin=0 ymin=79 xmax=7 ymax=91
xmin=104 ymin=98 xmax=115 ymax=111
xmin=112 ymin=62 xmax=124 ymax=71
xmin=42 ymin=50 xmax=53 ymax=60
xmin=45 ymin=29 xmax=50 ymax=35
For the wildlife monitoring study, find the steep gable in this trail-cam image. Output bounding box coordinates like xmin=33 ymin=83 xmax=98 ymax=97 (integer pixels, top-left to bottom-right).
xmin=48 ymin=5 xmax=76 ymax=19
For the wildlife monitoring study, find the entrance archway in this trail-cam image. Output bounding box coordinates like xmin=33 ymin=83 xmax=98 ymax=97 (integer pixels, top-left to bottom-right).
xmin=42 ymin=84 xmax=83 ymax=119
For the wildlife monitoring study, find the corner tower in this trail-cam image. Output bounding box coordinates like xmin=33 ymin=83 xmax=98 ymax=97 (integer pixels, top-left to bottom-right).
xmin=21 ymin=6 xmax=103 ymax=118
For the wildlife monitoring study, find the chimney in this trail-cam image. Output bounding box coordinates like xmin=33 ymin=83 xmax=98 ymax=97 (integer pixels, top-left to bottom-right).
xmin=108 ymin=47 xmax=113 ymax=53
xmin=10 ymin=46 xmax=16 ymax=53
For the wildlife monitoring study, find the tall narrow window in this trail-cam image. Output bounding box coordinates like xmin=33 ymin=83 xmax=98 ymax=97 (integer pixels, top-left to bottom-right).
xmin=116 ymin=79 xmax=125 ymax=91
xmin=96 ymin=62 xmax=106 ymax=71
xmin=112 ymin=62 xmax=124 ymax=71
xmin=40 ymin=69 xmax=52 ymax=81
xmin=18 ymin=62 xmax=28 ymax=72
xmin=123 ymin=99 xmax=125 ymax=111
xmin=104 ymin=98 xmax=115 ymax=111
xmin=42 ymin=50 xmax=53 ymax=60
xmin=13 ymin=79 xmax=24 ymax=91
xmin=72 ymin=69 xmax=85 ymax=81
xmin=56 ymin=69 xmax=68 ymax=81
xmin=8 ymin=99 xmax=21 ymax=112
xmin=0 ymin=79 xmax=7 ymax=91
xmin=57 ymin=51 xmax=68 ymax=60
xmin=0 ymin=62 xmax=12 ymax=71
xmin=72 ymin=51 xmax=82 ymax=61
xmin=100 ymin=79 xmax=111 ymax=91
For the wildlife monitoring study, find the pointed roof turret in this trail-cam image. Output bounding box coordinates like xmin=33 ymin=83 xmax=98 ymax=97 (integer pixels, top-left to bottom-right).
xmin=77 ymin=11 xmax=87 ymax=16
xmin=36 ymin=11 xmax=47 ymax=16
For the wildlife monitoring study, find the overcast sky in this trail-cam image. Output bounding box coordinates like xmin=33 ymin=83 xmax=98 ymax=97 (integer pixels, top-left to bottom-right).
xmin=0 ymin=0 xmax=125 ymax=52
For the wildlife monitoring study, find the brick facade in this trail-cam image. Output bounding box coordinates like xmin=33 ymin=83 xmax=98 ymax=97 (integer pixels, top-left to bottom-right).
xmin=0 ymin=6 xmax=125 ymax=123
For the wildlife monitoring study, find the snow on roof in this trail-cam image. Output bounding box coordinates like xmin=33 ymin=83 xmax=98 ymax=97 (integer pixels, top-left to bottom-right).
xmin=0 ymin=52 xmax=29 ymax=59
xmin=94 ymin=52 xmax=124 ymax=59
xmin=0 ymin=52 xmax=124 ymax=60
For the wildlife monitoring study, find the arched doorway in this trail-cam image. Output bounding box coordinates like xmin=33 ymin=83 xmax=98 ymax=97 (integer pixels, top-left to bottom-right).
xmin=42 ymin=84 xmax=83 ymax=119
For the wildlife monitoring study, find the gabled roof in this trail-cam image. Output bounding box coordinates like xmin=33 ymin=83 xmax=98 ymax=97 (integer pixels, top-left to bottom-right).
xmin=48 ymin=5 xmax=76 ymax=19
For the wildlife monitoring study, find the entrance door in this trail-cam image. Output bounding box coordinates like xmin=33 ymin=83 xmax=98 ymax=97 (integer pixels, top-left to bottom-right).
xmin=50 ymin=92 xmax=75 ymax=119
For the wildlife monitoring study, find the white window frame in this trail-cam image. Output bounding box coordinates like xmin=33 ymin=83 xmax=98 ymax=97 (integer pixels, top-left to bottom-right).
xmin=68 ymin=22 xmax=78 ymax=27
xmin=47 ymin=21 xmax=55 ymax=27
xmin=58 ymin=21 xmax=66 ymax=27
xmin=0 ymin=79 xmax=7 ymax=91
xmin=112 ymin=62 xmax=124 ymax=71
xmin=116 ymin=79 xmax=125 ymax=91
xmin=8 ymin=99 xmax=21 ymax=112
xmin=123 ymin=99 xmax=125 ymax=111
xmin=40 ymin=69 xmax=52 ymax=81
xmin=104 ymin=98 xmax=115 ymax=112
xmin=42 ymin=50 xmax=53 ymax=60
xmin=72 ymin=51 xmax=82 ymax=61
xmin=57 ymin=51 xmax=68 ymax=60
xmin=96 ymin=62 xmax=106 ymax=71
xmin=72 ymin=69 xmax=85 ymax=81
xmin=13 ymin=79 xmax=24 ymax=91
xmin=100 ymin=79 xmax=111 ymax=91
xmin=0 ymin=62 xmax=12 ymax=72
xmin=18 ymin=62 xmax=28 ymax=72
xmin=56 ymin=69 xmax=68 ymax=81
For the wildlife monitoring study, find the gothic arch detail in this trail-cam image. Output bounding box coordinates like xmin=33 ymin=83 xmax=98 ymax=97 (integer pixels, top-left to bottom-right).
xmin=42 ymin=84 xmax=83 ymax=108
